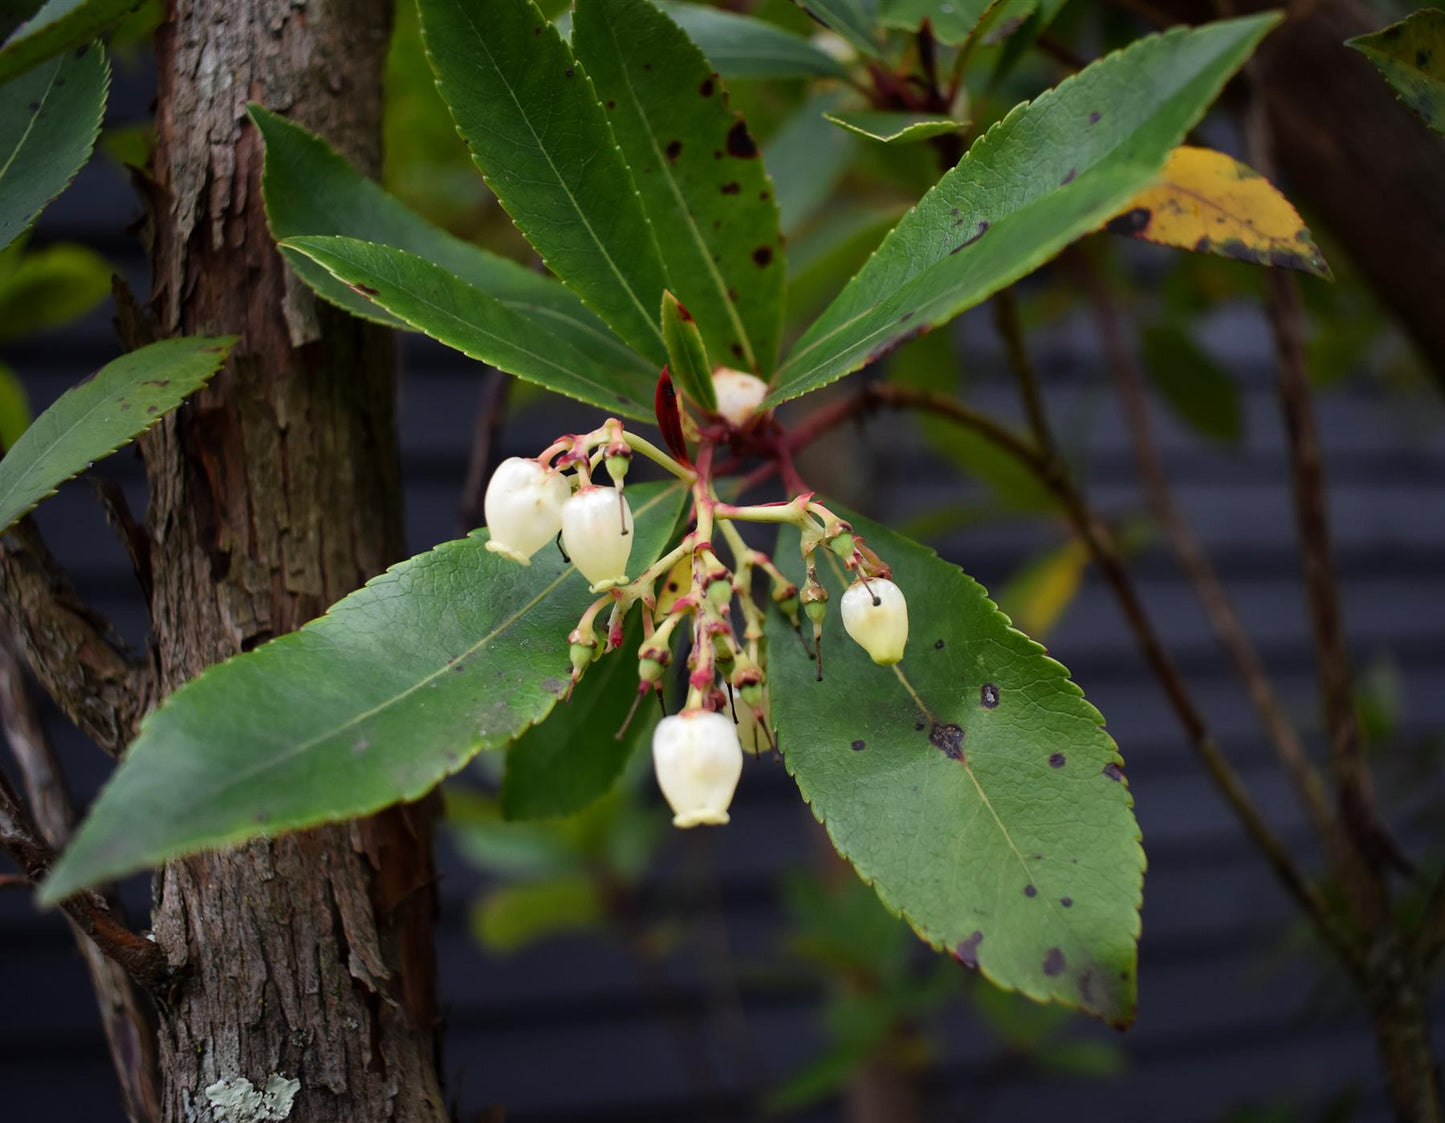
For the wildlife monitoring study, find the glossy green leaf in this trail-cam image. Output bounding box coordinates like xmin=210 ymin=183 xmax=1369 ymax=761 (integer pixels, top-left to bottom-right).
xmin=251 ymin=106 xmax=651 ymax=388
xmin=573 ymin=0 xmax=784 ymax=376
xmin=1348 ymin=8 xmax=1445 ymax=135
xmin=418 ymin=0 xmax=669 ymax=361
xmin=281 ymin=235 xmax=658 ymax=419
xmin=501 ymin=618 xmax=658 ymax=820
xmin=0 ymin=241 xmax=110 ymax=340
xmin=764 ymin=91 xmax=860 ymax=236
xmin=825 ymin=109 xmax=965 ymax=143
xmin=656 ymin=1 xmax=848 ymax=80
xmin=41 ymin=482 xmax=688 ymax=902
xmin=1140 ymin=321 xmax=1242 ymax=445
xmin=0 ymin=337 xmax=234 ymax=535
xmin=0 ymin=360 xmax=31 ymax=450
xmin=877 ymin=0 xmax=991 ymax=45
xmin=0 ymin=42 xmax=107 ymax=250
xmin=767 ymin=14 xmax=1278 ymax=407
xmin=792 ymin=0 xmax=880 ymax=57
xmin=766 ymin=508 xmax=1142 ymax=1025
xmin=0 ymin=0 xmax=127 ymax=82
xmin=471 ymin=877 xmax=604 ymax=952
xmin=660 ymin=290 xmax=718 ymax=411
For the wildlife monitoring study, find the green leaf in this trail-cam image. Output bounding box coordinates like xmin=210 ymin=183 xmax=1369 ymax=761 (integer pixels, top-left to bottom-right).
xmin=1140 ymin=321 xmax=1242 ymax=445
xmin=251 ymin=105 xmax=652 ymax=390
xmin=471 ymin=877 xmax=604 ymax=953
xmin=418 ymin=0 xmax=670 ymax=362
xmin=824 ymin=109 xmax=965 ymax=144
xmin=573 ymin=0 xmax=784 ymax=376
xmin=766 ymin=508 xmax=1142 ymax=1025
xmin=0 ymin=360 xmax=32 ymax=450
xmin=500 ymin=617 xmax=657 ymax=820
xmin=877 ymin=0 xmax=991 ymax=45
xmin=764 ymin=91 xmax=861 ymax=236
xmin=1348 ymin=8 xmax=1445 ymax=136
xmin=281 ymin=235 xmax=657 ymax=420
xmin=41 ymin=481 xmax=688 ymax=902
xmin=0 ymin=0 xmax=128 ymax=83
xmin=660 ymin=291 xmax=718 ymax=411
xmin=0 ymin=337 xmax=234 ymax=535
xmin=656 ymin=1 xmax=848 ymax=80
xmin=0 ymin=41 xmax=107 ymax=250
xmin=0 ymin=241 xmax=110 ymax=340
xmin=792 ymin=0 xmax=880 ymax=58
xmin=766 ymin=14 xmax=1279 ymax=407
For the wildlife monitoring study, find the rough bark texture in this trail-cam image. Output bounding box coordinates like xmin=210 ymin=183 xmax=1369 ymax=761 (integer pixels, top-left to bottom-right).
xmin=137 ymin=1 xmax=446 ymax=1119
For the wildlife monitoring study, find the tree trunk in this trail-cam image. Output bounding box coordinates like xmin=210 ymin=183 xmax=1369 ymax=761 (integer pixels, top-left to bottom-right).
xmin=135 ymin=1 xmax=447 ymax=1119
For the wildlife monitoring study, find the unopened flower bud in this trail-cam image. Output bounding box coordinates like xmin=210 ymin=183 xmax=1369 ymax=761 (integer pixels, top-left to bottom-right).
xmin=652 ymin=710 xmax=744 ymax=827
xmin=773 ymin=583 xmax=800 ymax=625
xmin=604 ymin=444 xmax=631 ymax=488
xmin=735 ymin=687 xmax=773 ymax=756
xmin=827 ymin=530 xmax=856 ymax=560
xmin=801 ymin=580 xmax=829 ymax=626
xmin=841 ymin=578 xmax=909 ymax=665
xmin=569 ymin=641 xmax=595 ymax=678
xmin=711 ymin=367 xmax=769 ymax=428
xmin=483 ymin=457 xmax=571 ymax=564
xmin=561 ymin=485 xmax=634 ymax=591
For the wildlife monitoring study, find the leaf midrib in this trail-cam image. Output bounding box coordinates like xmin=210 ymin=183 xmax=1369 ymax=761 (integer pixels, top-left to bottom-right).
xmin=441 ymin=0 xmax=664 ymax=352
xmin=594 ymin=9 xmax=756 ymax=372
xmin=0 ymin=55 xmax=62 ymax=187
xmin=147 ymin=484 xmax=681 ymax=811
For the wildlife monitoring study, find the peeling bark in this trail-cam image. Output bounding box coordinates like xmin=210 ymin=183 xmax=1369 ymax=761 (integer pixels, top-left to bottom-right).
xmin=137 ymin=1 xmax=446 ymax=1119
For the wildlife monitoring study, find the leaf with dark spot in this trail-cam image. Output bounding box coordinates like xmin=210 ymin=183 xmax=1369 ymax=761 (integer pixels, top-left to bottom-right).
xmin=768 ymin=508 xmax=1142 ymax=1025
xmin=980 ymin=683 xmax=1000 ymax=709
xmin=1349 ymin=9 xmax=1445 ymax=136
xmin=1043 ymin=947 xmax=1066 ymax=976
xmin=1049 ymin=752 xmax=1065 ymax=768
xmin=953 ymin=930 xmax=983 ymax=969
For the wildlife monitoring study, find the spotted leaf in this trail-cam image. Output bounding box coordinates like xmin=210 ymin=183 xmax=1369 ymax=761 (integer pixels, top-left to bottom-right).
xmin=1348 ymin=8 xmax=1445 ymax=136
xmin=766 ymin=508 xmax=1142 ymax=1025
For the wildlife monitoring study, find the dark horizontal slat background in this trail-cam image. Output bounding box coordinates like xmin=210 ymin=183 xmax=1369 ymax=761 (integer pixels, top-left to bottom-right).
xmin=3 ymin=44 xmax=1445 ymax=1123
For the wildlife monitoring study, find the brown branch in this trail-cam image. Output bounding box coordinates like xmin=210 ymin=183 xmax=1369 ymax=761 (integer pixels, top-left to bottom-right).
xmin=0 ymin=639 xmax=164 ymax=1120
xmin=1244 ymin=98 xmax=1398 ymax=927
xmin=0 ymin=767 xmax=171 ymax=992
xmin=0 ymin=518 xmax=154 ymax=756
xmin=1079 ymin=251 xmax=1339 ymax=859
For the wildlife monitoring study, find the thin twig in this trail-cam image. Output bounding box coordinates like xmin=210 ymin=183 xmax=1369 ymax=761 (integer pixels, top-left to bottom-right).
xmin=0 ymin=767 xmax=172 ymax=992
xmin=1080 ymin=250 xmax=1339 ymax=857
xmin=1247 ymin=104 xmax=1395 ymax=926
xmin=988 ymin=300 xmax=1369 ymax=981
xmin=0 ymin=518 xmax=154 ymax=756
xmin=0 ymin=638 xmax=164 ymax=1119
xmin=459 ymin=369 xmax=513 ymax=533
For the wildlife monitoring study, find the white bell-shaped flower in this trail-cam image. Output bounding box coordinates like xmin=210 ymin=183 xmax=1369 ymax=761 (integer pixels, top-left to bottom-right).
xmin=652 ymin=709 xmax=744 ymax=827
xmin=711 ymin=367 xmax=770 ymax=428
xmin=483 ymin=457 xmax=572 ymax=565
xmin=561 ymin=485 xmax=634 ymax=591
xmin=841 ymin=578 xmax=909 ymax=665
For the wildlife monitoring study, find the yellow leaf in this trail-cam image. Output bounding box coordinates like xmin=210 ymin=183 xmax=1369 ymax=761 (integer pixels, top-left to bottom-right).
xmin=998 ymin=540 xmax=1089 ymax=640
xmin=1106 ymin=146 xmax=1332 ymax=280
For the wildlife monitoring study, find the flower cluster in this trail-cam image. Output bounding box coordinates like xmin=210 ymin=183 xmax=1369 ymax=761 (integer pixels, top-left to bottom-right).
xmin=482 ymin=370 xmax=909 ymax=828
